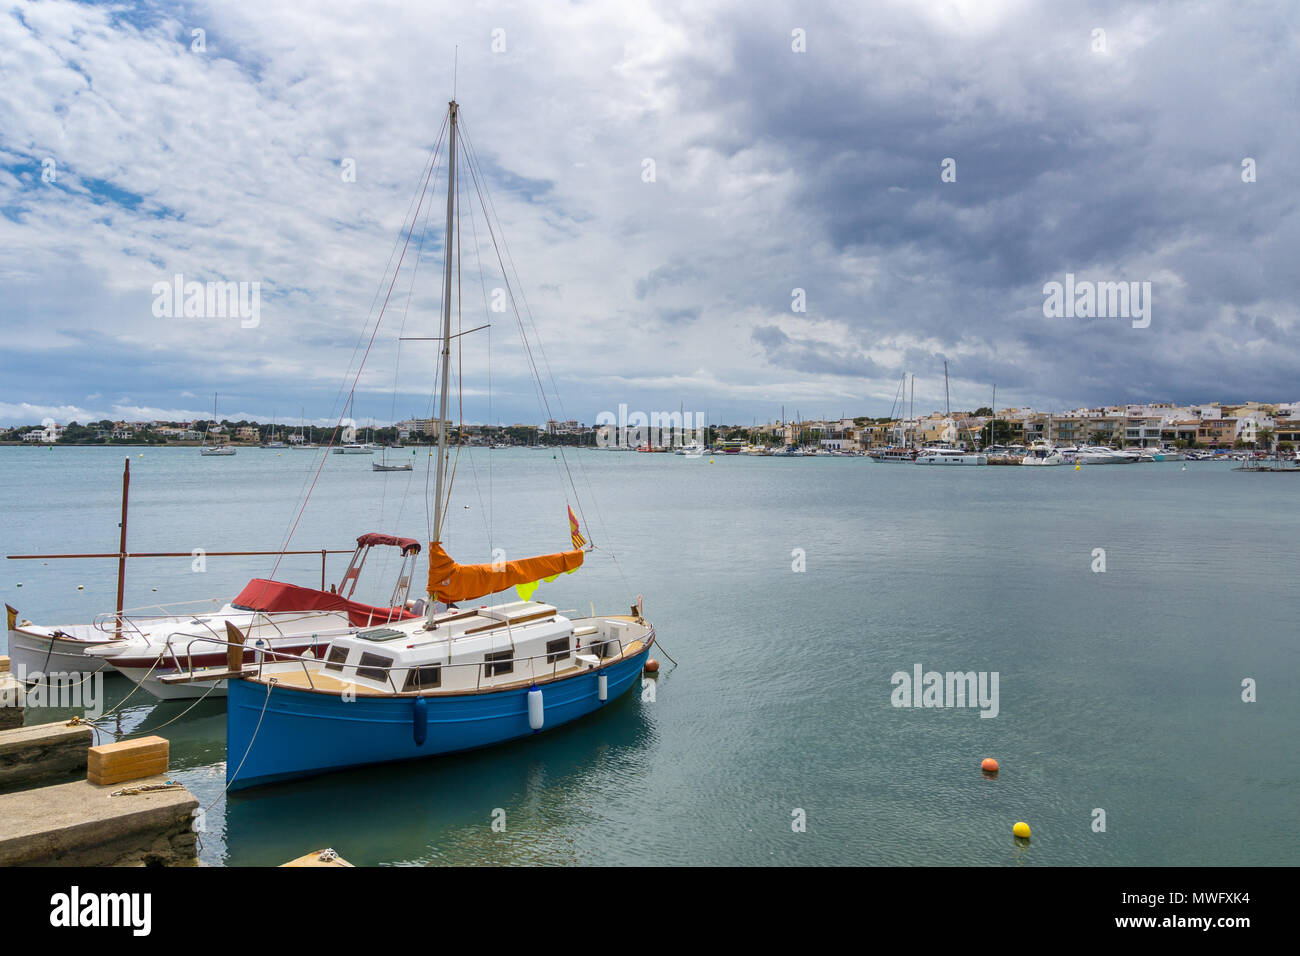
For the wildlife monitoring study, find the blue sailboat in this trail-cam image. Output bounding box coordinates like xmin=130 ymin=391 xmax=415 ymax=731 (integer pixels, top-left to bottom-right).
xmin=221 ymin=100 xmax=655 ymax=790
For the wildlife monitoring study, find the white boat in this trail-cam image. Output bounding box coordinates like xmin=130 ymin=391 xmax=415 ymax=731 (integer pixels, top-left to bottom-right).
xmin=199 ymin=393 xmax=236 ymax=456
xmin=869 ymin=446 xmax=917 ymax=463
xmin=5 ymin=617 xmax=119 ymax=677
xmin=373 ymin=447 xmax=414 ymax=471
xmin=335 ymin=443 xmax=374 ymax=454
xmin=1075 ymin=445 xmax=1136 ymax=465
xmin=1152 ymin=449 xmax=1186 ymax=461
xmin=912 ymin=366 xmax=985 ymax=464
xmin=985 ymin=444 xmax=1024 ymax=465
xmin=83 ymin=608 xmax=355 ymax=699
xmin=915 ymin=447 xmax=987 ymax=465
xmin=1020 ymin=441 xmax=1064 ymax=466
xmin=11 ymin=533 xmax=424 ymax=697
xmin=675 ymin=442 xmax=706 ymax=456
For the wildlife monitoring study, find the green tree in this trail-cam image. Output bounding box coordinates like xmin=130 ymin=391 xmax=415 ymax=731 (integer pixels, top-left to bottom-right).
xmin=980 ymin=420 xmax=1014 ymax=446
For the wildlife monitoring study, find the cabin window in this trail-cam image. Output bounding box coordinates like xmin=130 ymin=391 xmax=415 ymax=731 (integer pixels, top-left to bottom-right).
xmin=403 ymin=665 xmax=441 ymax=691
xmin=484 ymin=649 xmax=514 ymax=678
xmin=356 ymin=652 xmax=393 ymax=683
xmin=546 ymin=637 xmax=571 ymax=664
xmin=324 ymin=645 xmax=349 ymax=671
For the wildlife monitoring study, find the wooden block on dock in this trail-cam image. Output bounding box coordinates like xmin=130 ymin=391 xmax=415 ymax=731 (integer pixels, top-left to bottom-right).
xmin=281 ymin=848 xmax=354 ymax=867
xmin=87 ymin=736 xmax=169 ymax=787
xmin=0 ymin=720 xmax=93 ymax=792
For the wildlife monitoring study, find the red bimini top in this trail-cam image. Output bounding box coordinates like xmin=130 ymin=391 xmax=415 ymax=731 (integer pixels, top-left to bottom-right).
xmin=232 ymin=579 xmax=418 ymax=628
xmin=355 ymin=533 xmax=421 ymax=555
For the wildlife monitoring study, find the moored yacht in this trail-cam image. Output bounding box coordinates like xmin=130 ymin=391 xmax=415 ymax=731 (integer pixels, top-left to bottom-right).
xmin=1020 ymin=440 xmax=1064 ymax=466
xmin=914 ymin=446 xmax=987 ymax=465
xmin=985 ymin=444 xmax=1025 ymax=465
xmin=868 ymin=446 xmax=917 ymax=462
xmin=1075 ymin=445 xmax=1136 ymax=465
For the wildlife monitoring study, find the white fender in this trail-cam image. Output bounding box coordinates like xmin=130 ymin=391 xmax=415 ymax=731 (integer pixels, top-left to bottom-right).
xmin=527 ymin=686 xmax=544 ymax=730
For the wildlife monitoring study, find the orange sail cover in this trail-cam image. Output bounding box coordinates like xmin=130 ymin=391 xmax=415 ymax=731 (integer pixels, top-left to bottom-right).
xmin=426 ymin=542 xmax=583 ymax=603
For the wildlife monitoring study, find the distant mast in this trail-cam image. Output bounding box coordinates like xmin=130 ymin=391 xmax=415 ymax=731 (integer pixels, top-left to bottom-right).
xmin=909 ymin=374 xmax=914 ymax=449
xmin=990 ymin=384 xmax=996 ymax=449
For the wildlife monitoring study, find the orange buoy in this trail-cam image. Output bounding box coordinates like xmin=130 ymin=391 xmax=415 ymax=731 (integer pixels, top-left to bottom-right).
xmin=981 ymin=757 xmax=999 ymax=773
xmin=643 ymin=659 xmax=660 ymax=674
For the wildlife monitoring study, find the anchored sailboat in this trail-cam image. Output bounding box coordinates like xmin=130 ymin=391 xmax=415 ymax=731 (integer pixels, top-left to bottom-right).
xmin=199 ymin=393 xmax=236 ymax=455
xmin=220 ymin=99 xmax=655 ymax=790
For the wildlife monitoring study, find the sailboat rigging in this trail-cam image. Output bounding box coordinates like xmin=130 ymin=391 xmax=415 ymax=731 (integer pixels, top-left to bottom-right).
xmin=219 ymin=99 xmax=656 ymax=789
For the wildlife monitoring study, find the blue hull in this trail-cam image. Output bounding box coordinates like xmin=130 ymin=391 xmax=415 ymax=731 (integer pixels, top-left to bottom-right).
xmin=226 ymin=647 xmax=651 ymax=790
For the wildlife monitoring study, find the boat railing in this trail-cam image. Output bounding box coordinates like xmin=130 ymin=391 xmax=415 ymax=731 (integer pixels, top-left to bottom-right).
xmin=92 ymin=597 xmax=227 ymax=637
xmin=174 ymin=623 xmax=643 ymax=692
xmin=175 ymin=620 xmax=353 ymax=689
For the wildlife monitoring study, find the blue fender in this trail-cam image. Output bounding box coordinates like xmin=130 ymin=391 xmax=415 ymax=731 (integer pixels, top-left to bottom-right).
xmin=412 ymin=696 xmax=428 ymax=746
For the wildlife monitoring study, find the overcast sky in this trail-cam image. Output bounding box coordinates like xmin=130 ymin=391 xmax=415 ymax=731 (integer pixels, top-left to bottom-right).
xmin=2 ymin=0 xmax=1296 ymax=428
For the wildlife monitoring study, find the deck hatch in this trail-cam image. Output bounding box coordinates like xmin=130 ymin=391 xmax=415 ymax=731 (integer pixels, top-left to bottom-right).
xmin=358 ymin=627 xmax=407 ymax=642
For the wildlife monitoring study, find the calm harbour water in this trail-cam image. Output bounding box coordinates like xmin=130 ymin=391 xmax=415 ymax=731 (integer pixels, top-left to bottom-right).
xmin=2 ymin=445 xmax=1296 ymax=866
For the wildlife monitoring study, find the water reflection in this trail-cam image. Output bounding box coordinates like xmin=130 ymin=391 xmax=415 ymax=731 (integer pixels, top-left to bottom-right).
xmin=223 ymin=690 xmax=657 ymax=866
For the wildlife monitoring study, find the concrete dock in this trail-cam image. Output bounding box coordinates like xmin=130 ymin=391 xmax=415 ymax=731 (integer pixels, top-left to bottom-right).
xmin=0 ymin=655 xmax=20 ymax=731
xmin=0 ymin=673 xmax=21 ymax=730
xmin=0 ymin=773 xmax=199 ymax=866
xmin=0 ymin=720 xmax=93 ymax=791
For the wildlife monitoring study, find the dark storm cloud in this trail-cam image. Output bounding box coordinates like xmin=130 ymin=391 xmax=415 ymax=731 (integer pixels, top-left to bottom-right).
xmin=753 ymin=323 xmax=883 ymax=377
xmin=665 ymin=0 xmax=1300 ymax=407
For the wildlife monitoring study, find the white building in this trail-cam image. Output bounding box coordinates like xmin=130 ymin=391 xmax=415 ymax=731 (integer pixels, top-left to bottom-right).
xmin=24 ymin=423 xmax=63 ymax=442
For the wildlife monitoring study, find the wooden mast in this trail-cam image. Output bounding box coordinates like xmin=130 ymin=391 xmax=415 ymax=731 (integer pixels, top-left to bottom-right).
xmin=115 ymin=457 xmax=129 ymax=640
xmin=432 ymin=100 xmax=458 ymax=551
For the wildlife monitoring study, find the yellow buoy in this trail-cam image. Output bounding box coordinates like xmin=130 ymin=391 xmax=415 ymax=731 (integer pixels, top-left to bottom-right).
xmin=1074 ymin=464 xmax=1081 ymax=471
xmin=1013 ymin=821 xmax=1031 ymax=839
